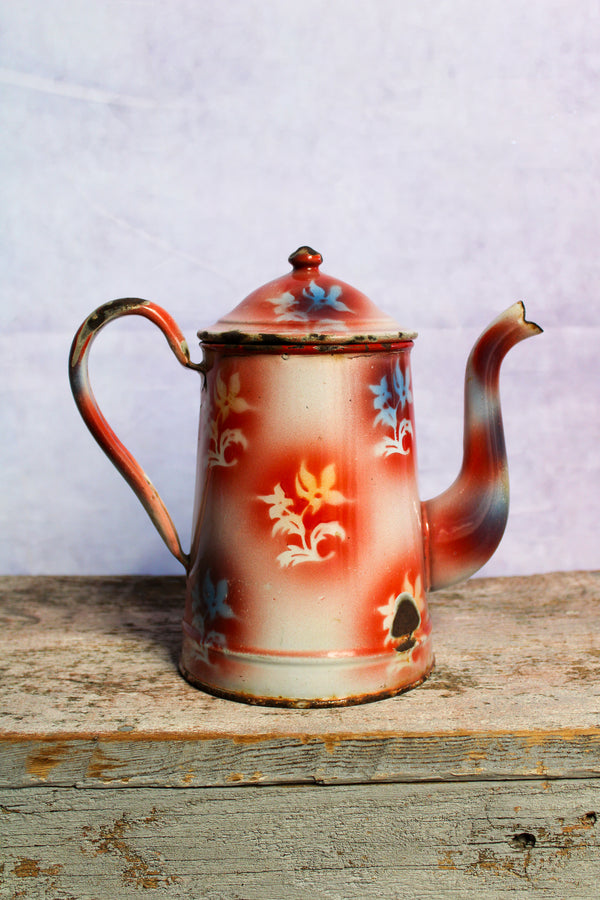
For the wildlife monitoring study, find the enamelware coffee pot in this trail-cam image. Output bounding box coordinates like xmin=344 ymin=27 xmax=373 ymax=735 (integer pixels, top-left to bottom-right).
xmin=69 ymin=247 xmax=542 ymax=706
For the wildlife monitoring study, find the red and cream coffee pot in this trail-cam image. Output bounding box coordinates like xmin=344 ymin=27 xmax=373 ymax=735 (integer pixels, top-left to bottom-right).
xmin=69 ymin=247 xmax=542 ymax=707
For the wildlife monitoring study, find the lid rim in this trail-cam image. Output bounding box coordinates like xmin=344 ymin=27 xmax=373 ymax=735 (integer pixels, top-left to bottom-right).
xmin=198 ymin=328 xmax=417 ymax=346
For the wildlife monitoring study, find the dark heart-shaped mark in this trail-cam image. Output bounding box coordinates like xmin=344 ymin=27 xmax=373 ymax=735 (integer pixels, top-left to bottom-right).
xmin=391 ymin=593 xmax=420 ymax=652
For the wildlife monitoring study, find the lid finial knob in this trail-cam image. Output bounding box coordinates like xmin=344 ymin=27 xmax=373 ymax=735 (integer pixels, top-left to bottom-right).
xmin=288 ymin=246 xmax=323 ymax=270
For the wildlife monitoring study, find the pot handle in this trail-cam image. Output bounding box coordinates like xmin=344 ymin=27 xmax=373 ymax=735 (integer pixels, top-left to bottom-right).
xmin=69 ymin=298 xmax=205 ymax=570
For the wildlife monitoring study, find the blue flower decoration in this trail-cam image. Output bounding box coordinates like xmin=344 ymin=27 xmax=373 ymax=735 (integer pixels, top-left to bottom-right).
xmin=369 ymin=361 xmax=413 ymax=456
xmin=392 ymin=360 xmax=412 ymax=409
xmin=302 ymin=281 xmax=352 ymax=314
xmin=203 ymin=570 xmax=234 ymax=620
xmin=370 ymin=376 xmax=396 ymax=429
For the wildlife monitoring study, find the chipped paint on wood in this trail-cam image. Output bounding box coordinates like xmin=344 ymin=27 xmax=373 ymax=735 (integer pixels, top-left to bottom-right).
xmin=0 ymin=781 xmax=599 ymax=898
xmin=81 ymin=811 xmax=180 ymax=889
xmin=85 ymin=744 xmax=130 ymax=782
xmin=25 ymin=741 xmax=71 ymax=781
xmin=438 ymin=850 xmax=458 ymax=870
xmin=226 ymin=770 xmax=263 ymax=784
xmin=10 ymin=857 xmax=64 ymax=898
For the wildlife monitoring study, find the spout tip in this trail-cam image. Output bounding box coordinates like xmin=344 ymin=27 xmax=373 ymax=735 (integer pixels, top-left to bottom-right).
xmin=516 ymin=300 xmax=543 ymax=336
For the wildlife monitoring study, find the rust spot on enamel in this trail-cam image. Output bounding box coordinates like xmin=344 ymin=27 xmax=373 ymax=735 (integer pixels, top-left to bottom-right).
xmin=391 ymin=594 xmax=420 ymax=651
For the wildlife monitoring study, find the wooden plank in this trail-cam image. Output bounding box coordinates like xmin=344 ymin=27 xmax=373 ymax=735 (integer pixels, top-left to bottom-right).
xmin=1 ymin=572 xmax=599 ymax=786
xmin=2 ymin=729 xmax=600 ymax=789
xmin=1 ymin=780 xmax=599 ymax=899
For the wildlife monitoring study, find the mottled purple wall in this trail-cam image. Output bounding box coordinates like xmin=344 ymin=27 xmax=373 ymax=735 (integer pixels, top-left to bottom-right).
xmin=1 ymin=1 xmax=598 ymax=575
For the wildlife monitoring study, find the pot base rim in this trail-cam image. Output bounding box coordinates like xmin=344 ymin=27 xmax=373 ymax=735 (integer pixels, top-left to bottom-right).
xmin=178 ymin=657 xmax=435 ymax=708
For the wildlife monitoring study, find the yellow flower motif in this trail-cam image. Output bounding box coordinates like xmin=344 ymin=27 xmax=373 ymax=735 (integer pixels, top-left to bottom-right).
xmin=208 ymin=370 xmax=251 ymax=469
xmin=214 ymin=371 xmax=250 ymax=422
xmin=259 ymin=462 xmax=349 ymax=567
xmin=295 ymin=462 xmax=346 ymax=513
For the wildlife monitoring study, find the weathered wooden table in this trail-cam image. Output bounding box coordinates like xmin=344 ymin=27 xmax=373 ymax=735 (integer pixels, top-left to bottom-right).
xmin=0 ymin=571 xmax=598 ymax=898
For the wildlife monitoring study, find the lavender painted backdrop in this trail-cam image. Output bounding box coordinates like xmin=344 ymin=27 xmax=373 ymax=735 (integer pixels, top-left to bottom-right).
xmin=1 ymin=1 xmax=598 ymax=576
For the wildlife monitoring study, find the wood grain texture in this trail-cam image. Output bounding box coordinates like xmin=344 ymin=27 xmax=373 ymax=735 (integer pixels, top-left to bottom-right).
xmin=1 ymin=780 xmax=599 ymax=899
xmin=1 ymin=572 xmax=599 ymax=787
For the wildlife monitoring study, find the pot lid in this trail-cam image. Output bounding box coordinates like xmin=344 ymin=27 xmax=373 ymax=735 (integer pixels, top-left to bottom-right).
xmin=199 ymin=246 xmax=416 ymax=345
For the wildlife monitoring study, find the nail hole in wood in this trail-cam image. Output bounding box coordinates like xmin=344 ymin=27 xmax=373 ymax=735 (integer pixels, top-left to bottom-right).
xmin=511 ymin=832 xmax=536 ymax=850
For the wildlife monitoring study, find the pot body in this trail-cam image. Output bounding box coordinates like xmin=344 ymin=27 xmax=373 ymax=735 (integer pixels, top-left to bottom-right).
xmin=179 ymin=343 xmax=434 ymax=706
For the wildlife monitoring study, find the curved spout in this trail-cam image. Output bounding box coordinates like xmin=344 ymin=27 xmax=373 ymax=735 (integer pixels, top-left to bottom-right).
xmin=421 ymin=302 xmax=542 ymax=591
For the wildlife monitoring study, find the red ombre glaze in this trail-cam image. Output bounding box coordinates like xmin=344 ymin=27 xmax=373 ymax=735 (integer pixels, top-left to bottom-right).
xmin=422 ymin=302 xmax=543 ymax=591
xmin=69 ymin=251 xmax=541 ymax=707
xmin=180 ymin=345 xmax=431 ymax=700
